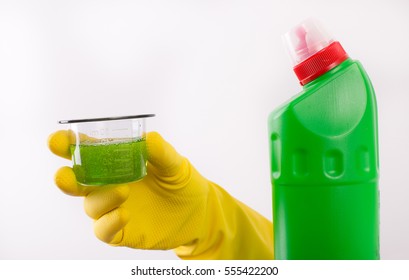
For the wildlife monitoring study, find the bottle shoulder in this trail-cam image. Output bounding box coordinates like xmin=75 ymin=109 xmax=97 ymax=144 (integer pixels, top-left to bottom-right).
xmin=269 ymin=59 xmax=374 ymax=128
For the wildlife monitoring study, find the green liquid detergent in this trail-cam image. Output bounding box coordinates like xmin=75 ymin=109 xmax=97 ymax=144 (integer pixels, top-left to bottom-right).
xmin=71 ymin=138 xmax=147 ymax=185
xmin=268 ymin=19 xmax=379 ymax=259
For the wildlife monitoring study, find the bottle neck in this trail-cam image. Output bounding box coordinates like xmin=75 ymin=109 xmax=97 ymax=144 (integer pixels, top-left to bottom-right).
xmin=303 ymin=58 xmax=354 ymax=89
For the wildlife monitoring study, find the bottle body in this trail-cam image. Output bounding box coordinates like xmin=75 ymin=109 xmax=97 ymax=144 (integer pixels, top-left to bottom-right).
xmin=268 ymin=59 xmax=379 ymax=259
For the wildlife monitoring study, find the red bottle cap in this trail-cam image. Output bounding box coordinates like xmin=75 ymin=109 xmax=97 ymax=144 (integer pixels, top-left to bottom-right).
xmin=284 ymin=19 xmax=349 ymax=85
xmin=294 ymin=41 xmax=348 ymax=85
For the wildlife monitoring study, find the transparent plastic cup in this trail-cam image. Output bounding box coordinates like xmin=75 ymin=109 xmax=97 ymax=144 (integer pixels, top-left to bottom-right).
xmin=59 ymin=114 xmax=155 ymax=186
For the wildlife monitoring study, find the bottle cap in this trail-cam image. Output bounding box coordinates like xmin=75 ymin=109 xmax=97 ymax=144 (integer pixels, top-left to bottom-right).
xmin=283 ymin=18 xmax=349 ymax=85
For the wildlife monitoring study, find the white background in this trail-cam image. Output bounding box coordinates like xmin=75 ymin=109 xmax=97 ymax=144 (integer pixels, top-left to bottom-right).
xmin=0 ymin=0 xmax=408 ymax=260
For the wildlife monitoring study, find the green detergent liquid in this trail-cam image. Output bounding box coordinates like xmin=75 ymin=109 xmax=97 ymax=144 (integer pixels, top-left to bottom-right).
xmin=70 ymin=138 xmax=147 ymax=185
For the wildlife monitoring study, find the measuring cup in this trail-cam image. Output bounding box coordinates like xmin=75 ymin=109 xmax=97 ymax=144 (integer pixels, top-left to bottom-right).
xmin=59 ymin=114 xmax=155 ymax=186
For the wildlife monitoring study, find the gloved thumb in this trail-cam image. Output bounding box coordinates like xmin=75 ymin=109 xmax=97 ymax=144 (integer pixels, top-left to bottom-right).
xmin=146 ymin=132 xmax=185 ymax=178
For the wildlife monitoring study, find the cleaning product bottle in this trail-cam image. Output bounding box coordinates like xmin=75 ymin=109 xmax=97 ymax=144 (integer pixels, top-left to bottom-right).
xmin=268 ymin=18 xmax=379 ymax=259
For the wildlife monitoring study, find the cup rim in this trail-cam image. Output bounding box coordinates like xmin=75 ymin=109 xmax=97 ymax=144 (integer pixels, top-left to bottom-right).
xmin=59 ymin=114 xmax=155 ymax=124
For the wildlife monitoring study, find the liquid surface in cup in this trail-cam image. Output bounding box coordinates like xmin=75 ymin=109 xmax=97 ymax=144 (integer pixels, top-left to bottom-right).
xmin=70 ymin=138 xmax=147 ymax=185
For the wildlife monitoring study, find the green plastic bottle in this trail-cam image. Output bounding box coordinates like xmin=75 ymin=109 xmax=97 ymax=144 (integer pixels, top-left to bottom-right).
xmin=268 ymin=19 xmax=379 ymax=259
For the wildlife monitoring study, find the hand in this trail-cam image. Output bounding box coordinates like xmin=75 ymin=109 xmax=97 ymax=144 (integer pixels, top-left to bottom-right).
xmin=48 ymin=130 xmax=274 ymax=259
xmin=48 ymin=131 xmax=210 ymax=249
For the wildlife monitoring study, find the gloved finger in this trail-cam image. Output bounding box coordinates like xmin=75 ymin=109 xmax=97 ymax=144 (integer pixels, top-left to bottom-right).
xmin=54 ymin=166 xmax=98 ymax=197
xmin=94 ymin=207 xmax=130 ymax=244
xmin=48 ymin=130 xmax=97 ymax=160
xmin=48 ymin=130 xmax=73 ymax=160
xmin=146 ymin=131 xmax=185 ymax=177
xmin=84 ymin=184 xmax=130 ymax=219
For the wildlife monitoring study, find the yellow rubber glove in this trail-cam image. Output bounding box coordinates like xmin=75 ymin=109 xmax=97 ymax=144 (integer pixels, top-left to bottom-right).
xmin=48 ymin=131 xmax=274 ymax=259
